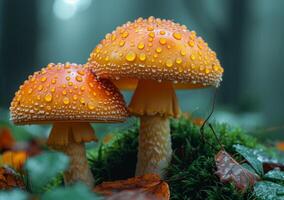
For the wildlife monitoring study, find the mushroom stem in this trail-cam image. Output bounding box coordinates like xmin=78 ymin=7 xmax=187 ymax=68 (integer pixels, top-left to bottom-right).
xmin=129 ymin=80 xmax=180 ymax=177
xmin=59 ymin=138 xmax=94 ymax=187
xmin=48 ymin=122 xmax=97 ymax=187
xmin=136 ymin=115 xmax=172 ymax=177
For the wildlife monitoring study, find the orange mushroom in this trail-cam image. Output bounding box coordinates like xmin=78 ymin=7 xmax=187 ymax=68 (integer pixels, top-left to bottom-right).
xmin=88 ymin=17 xmax=224 ymax=177
xmin=10 ymin=63 xmax=128 ymax=186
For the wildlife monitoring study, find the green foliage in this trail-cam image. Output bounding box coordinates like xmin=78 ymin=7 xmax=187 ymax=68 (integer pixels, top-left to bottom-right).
xmin=24 ymin=151 xmax=69 ymax=193
xmin=89 ymin=117 xmax=259 ymax=199
xmin=89 ymin=123 xmax=139 ymax=185
xmin=234 ymin=144 xmax=264 ymax=175
xmin=0 ymin=190 xmax=29 ymax=200
xmin=233 ymin=144 xmax=284 ymax=199
xmin=264 ymin=170 xmax=284 ymax=183
xmin=254 ymin=181 xmax=284 ymax=200
xmin=41 ymin=183 xmax=102 ymax=200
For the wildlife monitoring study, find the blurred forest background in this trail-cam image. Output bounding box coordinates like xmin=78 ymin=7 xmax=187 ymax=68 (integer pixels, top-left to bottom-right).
xmin=0 ymin=0 xmax=284 ymax=142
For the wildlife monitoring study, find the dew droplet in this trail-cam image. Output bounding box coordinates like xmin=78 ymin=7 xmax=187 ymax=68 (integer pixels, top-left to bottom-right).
xmin=176 ymin=58 xmax=183 ymax=64
xmin=190 ymin=55 xmax=196 ymax=60
xmin=139 ymin=53 xmax=146 ymax=61
xmin=111 ymin=34 xmax=116 ymax=41
xmin=80 ymin=98 xmax=85 ymax=104
xmin=76 ymin=75 xmax=82 ymax=82
xmin=80 ymin=86 xmax=86 ymax=91
xmin=137 ymin=42 xmax=145 ymax=50
xmin=44 ymin=93 xmax=52 ymax=102
xmin=51 ymin=79 xmax=56 ymax=84
xmin=156 ymin=47 xmax=162 ymax=53
xmin=213 ymin=65 xmax=219 ymax=71
xmin=125 ymin=52 xmax=136 ymax=62
xmin=147 ymin=26 xmax=154 ymax=31
xmin=173 ymin=32 xmax=182 ymax=40
xmin=166 ymin=59 xmax=173 ymax=67
xmin=88 ymin=102 xmax=95 ymax=110
xmin=77 ymin=70 xmax=85 ymax=76
xmin=148 ymin=32 xmax=155 ymax=38
xmin=38 ymin=85 xmax=43 ymax=91
xmin=121 ymin=31 xmax=129 ymax=38
xmin=180 ymin=49 xmax=186 ymax=56
xmin=66 ymin=76 xmax=71 ymax=81
xmin=41 ymin=77 xmax=47 ymax=82
xmin=159 ymin=38 xmax=166 ymax=45
xmin=160 ymin=30 xmax=165 ymax=35
xmin=188 ymin=40 xmax=194 ymax=47
xmin=119 ymin=41 xmax=125 ymax=47
xmin=63 ymin=97 xmax=70 ymax=105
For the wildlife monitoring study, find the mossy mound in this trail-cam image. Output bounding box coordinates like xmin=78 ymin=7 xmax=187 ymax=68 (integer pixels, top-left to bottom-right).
xmin=89 ymin=117 xmax=259 ymax=200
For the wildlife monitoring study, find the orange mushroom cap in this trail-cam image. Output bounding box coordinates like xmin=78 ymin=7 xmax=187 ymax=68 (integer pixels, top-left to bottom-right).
xmin=88 ymin=16 xmax=224 ymax=90
xmin=10 ymin=63 xmax=128 ymax=124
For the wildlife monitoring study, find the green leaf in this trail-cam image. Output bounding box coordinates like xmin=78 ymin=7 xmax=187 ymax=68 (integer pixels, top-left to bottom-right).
xmin=234 ymin=144 xmax=264 ymax=175
xmin=264 ymin=170 xmax=284 ymax=182
xmin=24 ymin=151 xmax=69 ymax=193
xmin=241 ymin=163 xmax=257 ymax=174
xmin=254 ymin=181 xmax=284 ymax=200
xmin=41 ymin=183 xmax=102 ymax=200
xmin=0 ymin=189 xmax=28 ymax=200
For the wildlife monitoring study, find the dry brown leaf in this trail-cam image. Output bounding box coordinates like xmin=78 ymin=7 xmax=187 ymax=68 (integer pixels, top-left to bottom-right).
xmin=215 ymin=150 xmax=260 ymax=192
xmin=94 ymin=174 xmax=170 ymax=200
xmin=192 ymin=117 xmax=205 ymax=126
xmin=0 ymin=127 xmax=15 ymax=151
xmin=1 ymin=151 xmax=28 ymax=171
xmin=276 ymin=142 xmax=284 ymax=151
xmin=0 ymin=166 xmax=25 ymax=190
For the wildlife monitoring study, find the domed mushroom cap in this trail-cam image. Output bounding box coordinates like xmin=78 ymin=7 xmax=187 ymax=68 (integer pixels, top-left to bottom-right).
xmin=10 ymin=63 xmax=128 ymax=125
xmin=88 ymin=17 xmax=224 ymax=90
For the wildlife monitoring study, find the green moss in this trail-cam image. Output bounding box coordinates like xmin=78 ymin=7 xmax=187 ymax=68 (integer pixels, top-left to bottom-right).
xmin=89 ymin=117 xmax=259 ymax=199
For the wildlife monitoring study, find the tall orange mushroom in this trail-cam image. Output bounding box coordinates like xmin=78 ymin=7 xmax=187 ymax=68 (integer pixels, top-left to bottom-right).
xmin=10 ymin=63 xmax=128 ymax=186
xmin=88 ymin=17 xmax=224 ymax=177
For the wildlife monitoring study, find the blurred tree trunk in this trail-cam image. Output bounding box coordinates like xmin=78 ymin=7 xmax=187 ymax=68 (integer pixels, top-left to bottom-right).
xmin=182 ymin=0 xmax=249 ymax=109
xmin=217 ymin=0 xmax=249 ymax=107
xmin=0 ymin=0 xmax=38 ymax=107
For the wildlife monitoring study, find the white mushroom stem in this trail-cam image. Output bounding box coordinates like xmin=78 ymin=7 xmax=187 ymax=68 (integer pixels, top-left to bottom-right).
xmin=129 ymin=80 xmax=180 ymax=177
xmin=48 ymin=122 xmax=97 ymax=187
xmin=136 ymin=115 xmax=172 ymax=176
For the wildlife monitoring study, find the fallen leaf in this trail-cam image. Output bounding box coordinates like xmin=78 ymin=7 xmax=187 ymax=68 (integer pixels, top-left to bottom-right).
xmin=215 ymin=150 xmax=260 ymax=192
xmin=94 ymin=174 xmax=170 ymax=200
xmin=0 ymin=127 xmax=15 ymax=151
xmin=263 ymin=162 xmax=284 ymax=172
xmin=0 ymin=166 xmax=25 ymax=190
xmin=192 ymin=117 xmax=205 ymax=126
xmin=276 ymin=142 xmax=284 ymax=151
xmin=1 ymin=151 xmax=28 ymax=171
xmin=102 ymin=133 xmax=115 ymax=144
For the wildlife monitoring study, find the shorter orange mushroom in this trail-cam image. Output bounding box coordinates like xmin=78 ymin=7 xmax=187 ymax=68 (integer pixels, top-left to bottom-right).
xmin=10 ymin=63 xmax=128 ymax=186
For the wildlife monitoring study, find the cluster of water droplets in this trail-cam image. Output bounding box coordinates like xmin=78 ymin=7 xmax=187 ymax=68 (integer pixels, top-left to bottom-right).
xmin=88 ymin=16 xmax=223 ymax=87
xmin=10 ymin=63 xmax=128 ymax=124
